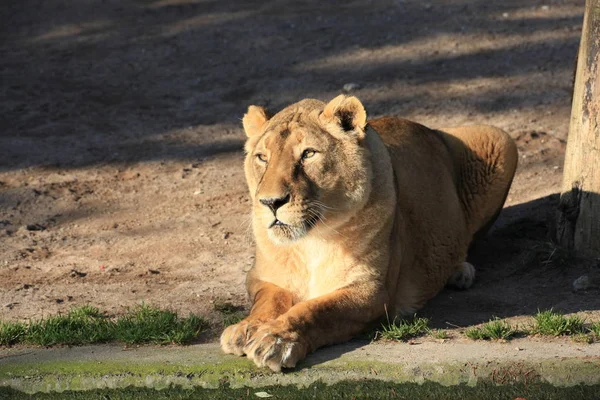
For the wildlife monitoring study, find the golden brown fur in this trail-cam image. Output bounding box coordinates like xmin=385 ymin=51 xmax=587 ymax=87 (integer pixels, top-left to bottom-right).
xmin=220 ymin=96 xmax=518 ymax=371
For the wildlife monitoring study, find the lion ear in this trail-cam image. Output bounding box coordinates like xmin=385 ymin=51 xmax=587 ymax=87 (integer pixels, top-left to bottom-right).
xmin=242 ymin=105 xmax=270 ymax=137
xmin=320 ymin=95 xmax=367 ymax=138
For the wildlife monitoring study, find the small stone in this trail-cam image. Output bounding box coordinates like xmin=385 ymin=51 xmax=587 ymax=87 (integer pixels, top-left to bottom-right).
xmin=541 ymin=5 xmax=549 ymax=10
xmin=181 ymin=168 xmax=192 ymax=179
xmin=502 ymin=12 xmax=509 ymax=18
xmin=254 ymin=392 xmax=273 ymax=398
xmin=223 ymin=232 xmax=231 ymax=240
xmin=573 ymin=275 xmax=593 ymax=291
xmin=343 ymin=83 xmax=361 ymax=93
xmin=148 ymin=269 xmax=161 ymax=274
xmin=70 ymin=269 xmax=87 ymax=278
xmin=26 ymin=223 xmax=45 ymax=231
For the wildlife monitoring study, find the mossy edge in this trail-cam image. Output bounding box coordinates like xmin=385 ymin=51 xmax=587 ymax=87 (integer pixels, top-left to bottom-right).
xmin=2 ymin=354 xmax=600 ymax=394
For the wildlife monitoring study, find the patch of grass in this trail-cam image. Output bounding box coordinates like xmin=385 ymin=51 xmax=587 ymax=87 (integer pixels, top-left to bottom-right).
xmin=571 ymin=333 xmax=594 ymax=344
xmin=377 ymin=316 xmax=430 ymax=341
xmin=114 ymin=304 xmax=208 ymax=344
xmin=0 ymin=321 xmax=27 ymax=346
xmin=464 ymin=318 xmax=516 ymax=341
xmin=464 ymin=326 xmax=485 ymax=340
xmin=532 ymin=309 xmax=585 ymax=336
xmin=213 ymin=301 xmax=246 ymax=327
xmin=222 ymin=313 xmax=245 ymax=327
xmin=532 ymin=242 xmax=572 ymax=270
xmin=429 ymin=329 xmax=449 ymax=340
xmin=589 ymin=321 xmax=600 ymax=336
xmin=26 ymin=306 xmax=114 ymax=346
xmin=0 ymin=304 xmax=209 ymax=347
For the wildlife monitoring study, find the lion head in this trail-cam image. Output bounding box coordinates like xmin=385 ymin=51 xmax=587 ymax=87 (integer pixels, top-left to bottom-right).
xmin=242 ymin=96 xmax=374 ymax=245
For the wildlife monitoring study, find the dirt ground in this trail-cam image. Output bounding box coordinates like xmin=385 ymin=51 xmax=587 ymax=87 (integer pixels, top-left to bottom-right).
xmin=1 ymin=0 xmax=599 ymax=338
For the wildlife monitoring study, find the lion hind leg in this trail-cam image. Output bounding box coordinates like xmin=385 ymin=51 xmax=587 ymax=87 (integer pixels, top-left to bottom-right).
xmin=440 ymin=125 xmax=518 ymax=239
xmin=447 ymin=261 xmax=476 ymax=289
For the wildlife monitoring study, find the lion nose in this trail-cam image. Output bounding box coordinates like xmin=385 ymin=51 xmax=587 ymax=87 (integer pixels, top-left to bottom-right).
xmin=259 ymin=193 xmax=291 ymax=214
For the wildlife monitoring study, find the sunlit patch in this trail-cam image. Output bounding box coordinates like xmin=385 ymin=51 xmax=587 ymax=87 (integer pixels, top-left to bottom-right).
xmin=31 ymin=21 xmax=112 ymax=43
xmin=162 ymin=11 xmax=253 ymax=36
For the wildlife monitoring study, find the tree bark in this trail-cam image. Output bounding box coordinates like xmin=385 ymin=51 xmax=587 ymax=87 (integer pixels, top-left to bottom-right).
xmin=557 ymin=0 xmax=600 ymax=256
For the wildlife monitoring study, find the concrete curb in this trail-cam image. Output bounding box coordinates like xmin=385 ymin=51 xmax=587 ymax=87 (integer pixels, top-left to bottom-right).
xmin=1 ymin=339 xmax=599 ymax=394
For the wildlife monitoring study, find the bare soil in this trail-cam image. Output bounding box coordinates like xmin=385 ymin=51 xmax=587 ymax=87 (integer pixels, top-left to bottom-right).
xmin=1 ymin=0 xmax=599 ymax=338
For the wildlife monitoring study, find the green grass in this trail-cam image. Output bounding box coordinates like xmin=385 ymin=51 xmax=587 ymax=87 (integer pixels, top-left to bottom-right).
xmin=114 ymin=304 xmax=208 ymax=344
xmin=590 ymin=321 xmax=600 ymax=337
xmin=3 ymin=380 xmax=600 ymax=400
xmin=464 ymin=318 xmax=517 ymax=341
xmin=464 ymin=311 xmax=600 ymax=342
xmin=571 ymin=333 xmax=594 ymax=344
xmin=0 ymin=320 xmax=27 ymax=346
xmin=0 ymin=304 xmax=208 ymax=347
xmin=26 ymin=306 xmax=114 ymax=346
xmin=532 ymin=309 xmax=585 ymax=336
xmin=429 ymin=329 xmax=449 ymax=340
xmin=377 ymin=316 xmax=430 ymax=341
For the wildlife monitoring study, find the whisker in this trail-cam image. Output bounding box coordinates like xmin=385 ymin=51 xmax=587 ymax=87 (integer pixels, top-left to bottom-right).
xmin=304 ymin=205 xmax=348 ymax=240
xmin=308 ymin=200 xmax=341 ymax=213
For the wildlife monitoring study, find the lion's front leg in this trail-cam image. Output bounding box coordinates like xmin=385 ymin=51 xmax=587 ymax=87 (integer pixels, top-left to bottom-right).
xmin=243 ymin=283 xmax=387 ymax=371
xmin=220 ymin=281 xmax=293 ymax=356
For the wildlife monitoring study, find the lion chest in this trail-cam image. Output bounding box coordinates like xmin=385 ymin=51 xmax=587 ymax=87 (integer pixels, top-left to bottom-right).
xmin=258 ymin=239 xmax=367 ymax=301
xmin=290 ymin=240 xmax=359 ymax=301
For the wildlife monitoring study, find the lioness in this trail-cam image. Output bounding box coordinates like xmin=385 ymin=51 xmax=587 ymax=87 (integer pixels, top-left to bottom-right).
xmin=221 ymin=95 xmax=517 ymax=371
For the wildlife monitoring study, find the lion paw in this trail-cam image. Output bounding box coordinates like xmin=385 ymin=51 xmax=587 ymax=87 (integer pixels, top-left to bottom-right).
xmin=243 ymin=322 xmax=308 ymax=372
xmin=447 ymin=261 xmax=476 ymax=289
xmin=220 ymin=319 xmax=262 ymax=356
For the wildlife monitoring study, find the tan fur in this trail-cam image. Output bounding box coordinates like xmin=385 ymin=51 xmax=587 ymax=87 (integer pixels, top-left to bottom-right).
xmin=221 ymin=96 xmax=518 ymax=371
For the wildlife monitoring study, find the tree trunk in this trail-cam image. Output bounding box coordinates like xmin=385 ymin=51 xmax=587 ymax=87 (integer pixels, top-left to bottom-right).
xmin=557 ymin=0 xmax=600 ymax=256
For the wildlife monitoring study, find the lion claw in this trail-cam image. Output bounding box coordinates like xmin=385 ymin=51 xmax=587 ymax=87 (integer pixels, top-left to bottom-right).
xmin=243 ymin=325 xmax=307 ymax=372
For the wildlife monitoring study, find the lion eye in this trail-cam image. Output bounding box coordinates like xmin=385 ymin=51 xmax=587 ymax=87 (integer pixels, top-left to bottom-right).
xmin=302 ymin=149 xmax=316 ymax=159
xmin=256 ymin=153 xmax=268 ymax=163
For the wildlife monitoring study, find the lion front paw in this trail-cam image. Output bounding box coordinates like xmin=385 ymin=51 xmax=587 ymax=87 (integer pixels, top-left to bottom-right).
xmin=220 ymin=319 xmax=262 ymax=356
xmin=243 ymin=322 xmax=308 ymax=372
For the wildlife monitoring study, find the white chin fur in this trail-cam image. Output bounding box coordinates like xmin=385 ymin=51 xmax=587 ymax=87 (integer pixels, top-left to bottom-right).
xmin=267 ymin=224 xmax=307 ymax=245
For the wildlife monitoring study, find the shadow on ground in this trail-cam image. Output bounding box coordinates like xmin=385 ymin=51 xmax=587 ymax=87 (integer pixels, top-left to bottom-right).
xmin=1 ymin=0 xmax=582 ymax=170
xmin=423 ymin=193 xmax=600 ymax=328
